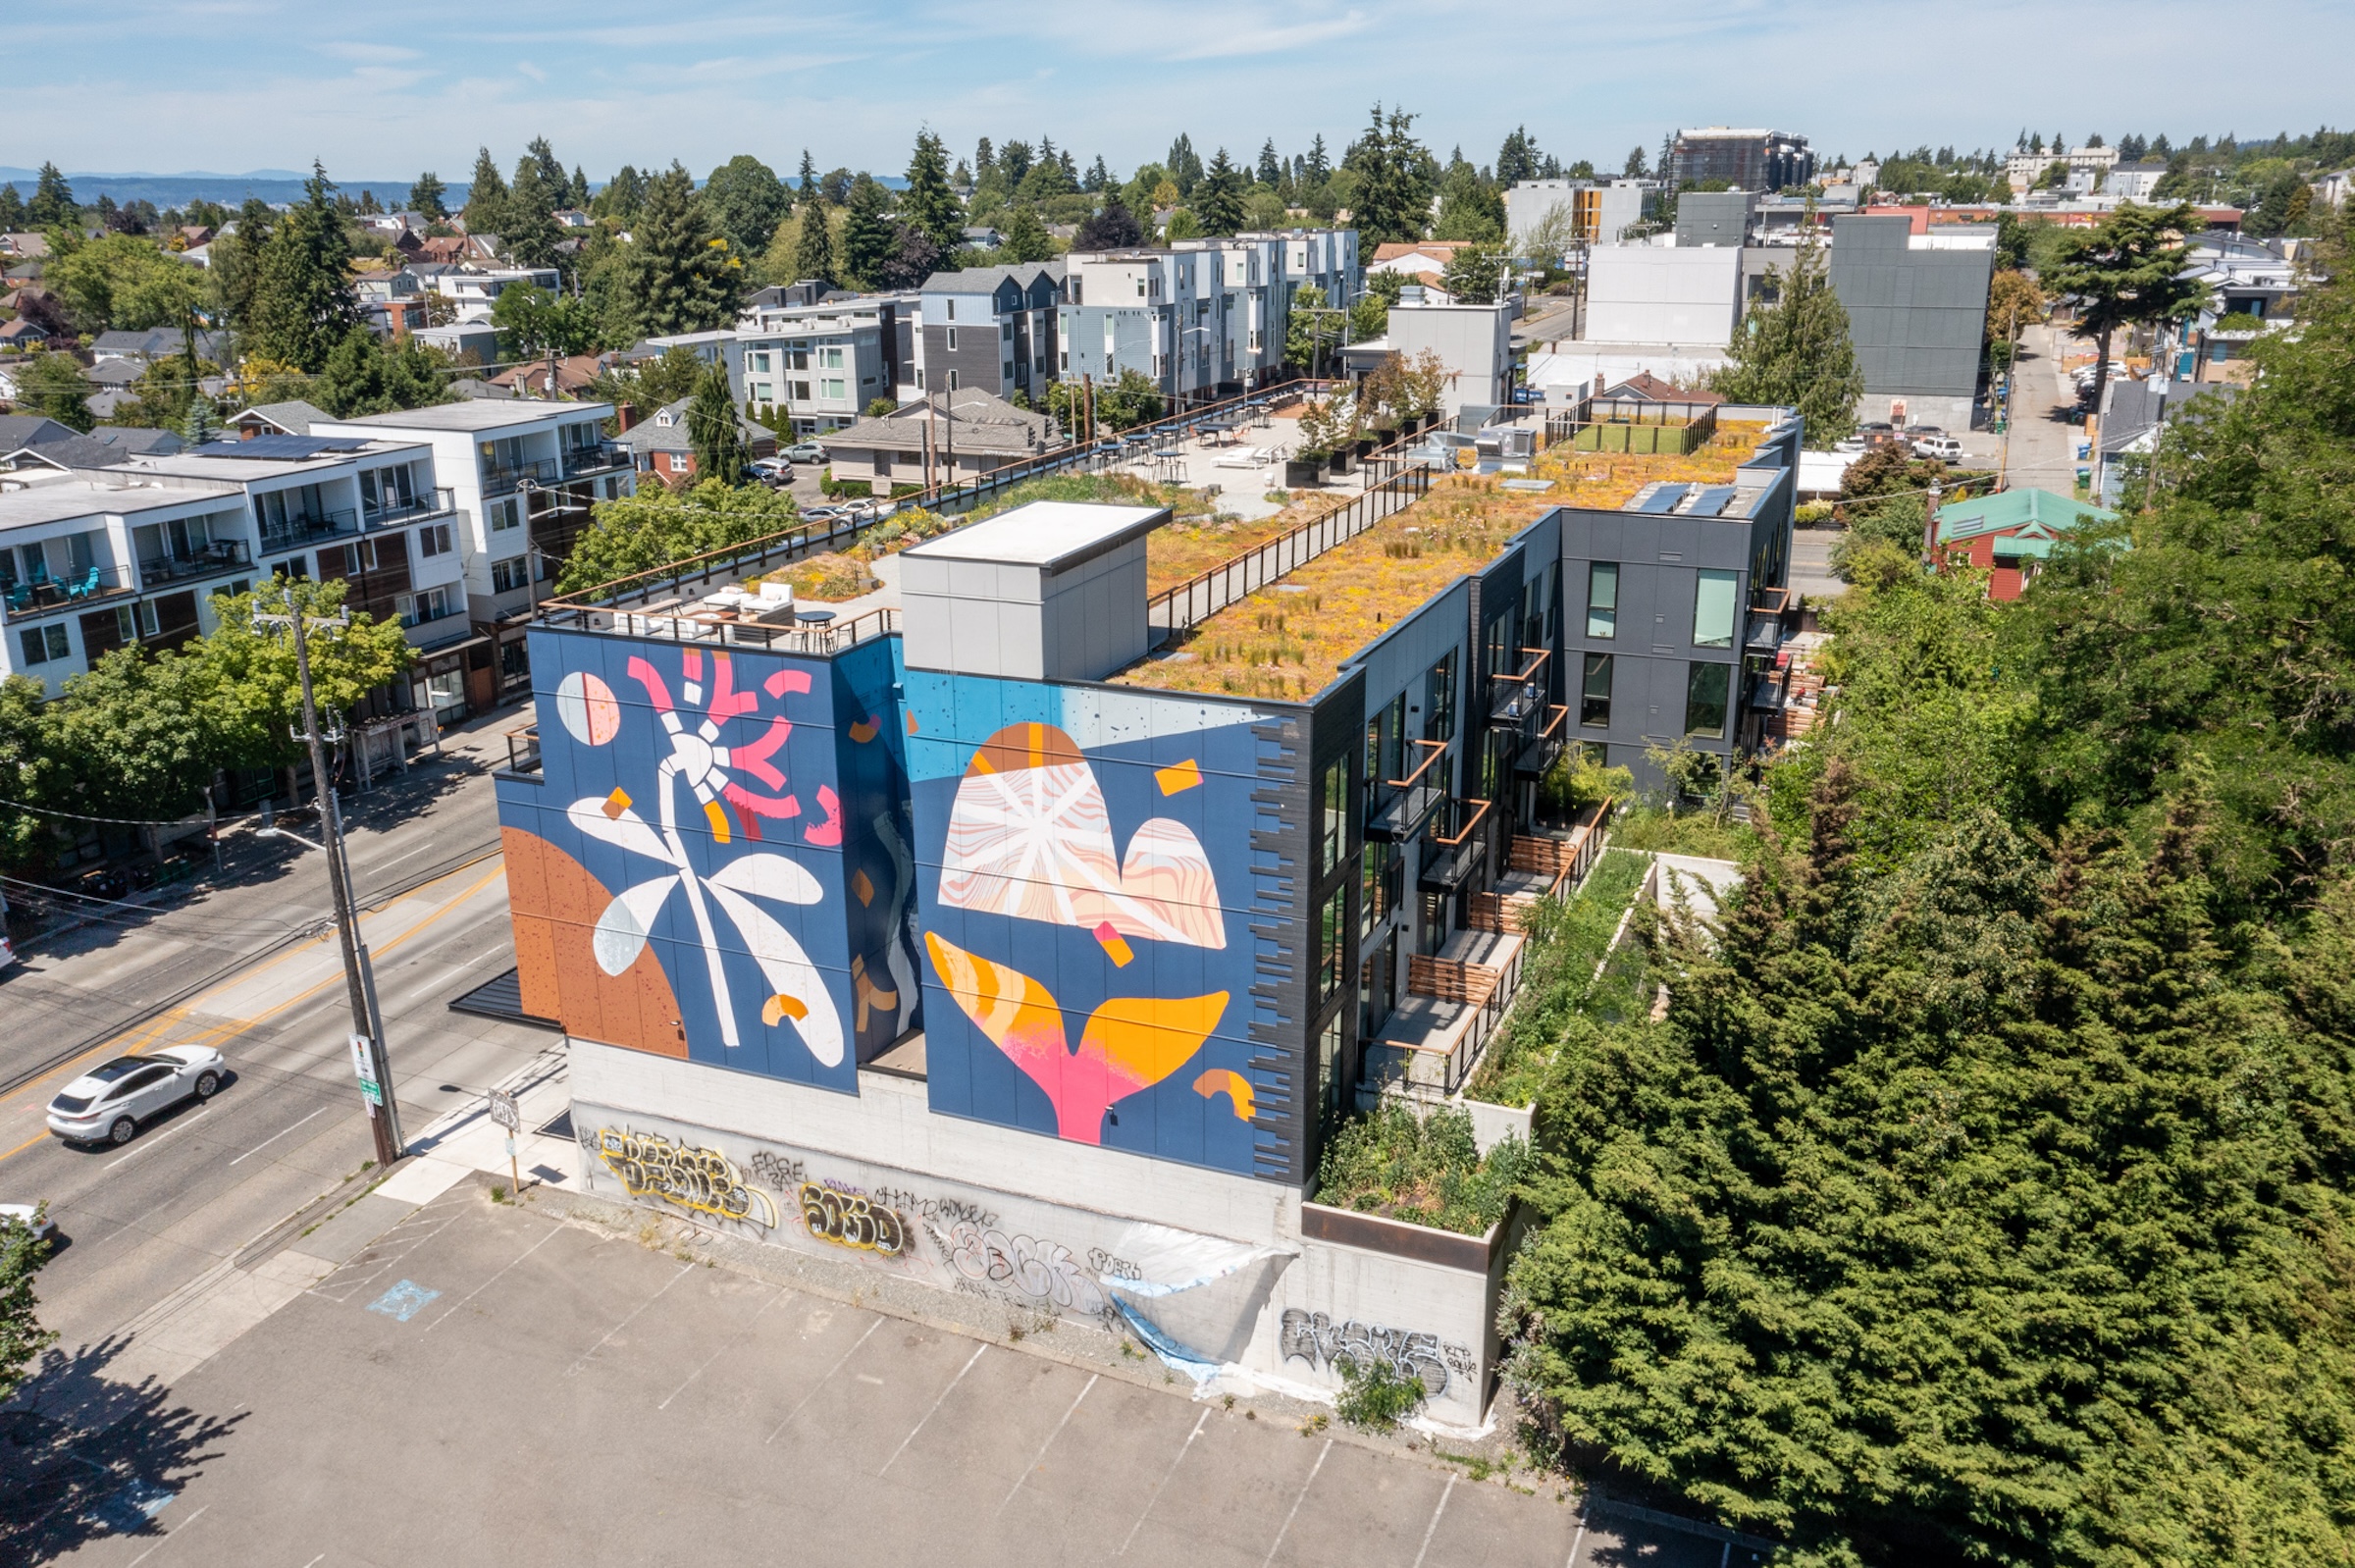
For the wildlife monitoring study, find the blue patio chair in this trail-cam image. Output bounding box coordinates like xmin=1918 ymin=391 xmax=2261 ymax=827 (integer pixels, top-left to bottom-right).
xmin=67 ymin=566 xmax=100 ymax=601
xmin=5 ymin=583 xmax=28 ymax=612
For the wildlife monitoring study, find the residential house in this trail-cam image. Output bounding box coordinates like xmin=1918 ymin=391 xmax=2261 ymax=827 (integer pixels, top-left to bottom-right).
xmin=1 ymin=427 xmax=183 ymax=472
xmin=2107 ymin=162 xmax=2170 ymax=201
xmin=0 ymin=235 xmax=50 ymax=260
xmin=90 ymin=327 xmax=229 ymax=366
xmin=2094 ymin=378 xmax=2235 ymax=505
xmin=617 ymin=396 xmax=777 ymax=485
xmin=0 ymin=318 xmax=51 ymax=348
xmin=228 ymin=400 xmax=331 ymax=440
xmin=417 ymin=264 xmax=560 ymax=323
xmin=412 ymin=322 xmax=500 ymax=366
xmin=1367 ymin=239 xmax=1482 ymax=296
xmin=819 ymin=388 xmax=1052 ymax=495
xmin=487 ymin=353 xmax=610 ymax=399
xmin=353 ymin=268 xmax=428 ymax=339
xmin=735 ymin=292 xmax=916 ymax=435
xmin=311 ymin=399 xmax=634 ymax=708
xmin=1933 ymin=488 xmax=2115 ymax=599
xmin=918 ymin=262 xmax=1063 ymax=404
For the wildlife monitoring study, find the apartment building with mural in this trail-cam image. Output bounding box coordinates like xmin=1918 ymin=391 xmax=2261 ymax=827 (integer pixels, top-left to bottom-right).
xmin=491 ymin=408 xmax=1798 ymax=1425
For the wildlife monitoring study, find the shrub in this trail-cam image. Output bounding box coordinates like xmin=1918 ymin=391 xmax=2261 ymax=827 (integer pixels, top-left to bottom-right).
xmin=1316 ymin=1102 xmax=1529 ymax=1235
xmin=1334 ymin=1352 xmax=1428 ymax=1430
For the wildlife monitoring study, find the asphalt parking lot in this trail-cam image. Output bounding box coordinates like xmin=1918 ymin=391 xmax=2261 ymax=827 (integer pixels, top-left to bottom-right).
xmin=7 ymin=1179 xmax=1594 ymax=1567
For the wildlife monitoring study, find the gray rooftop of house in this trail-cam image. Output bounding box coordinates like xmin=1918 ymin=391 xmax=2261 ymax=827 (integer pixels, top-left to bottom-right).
xmin=918 ymin=260 xmax=1065 ymax=294
xmin=318 ymin=397 xmax=611 ymax=433
xmin=0 ymin=473 xmax=238 ymax=527
xmin=234 ymin=400 xmax=333 ymax=435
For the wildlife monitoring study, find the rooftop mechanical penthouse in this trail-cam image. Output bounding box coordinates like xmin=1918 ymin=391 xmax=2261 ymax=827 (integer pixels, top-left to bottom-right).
xmin=492 ymin=407 xmax=1800 ymax=1424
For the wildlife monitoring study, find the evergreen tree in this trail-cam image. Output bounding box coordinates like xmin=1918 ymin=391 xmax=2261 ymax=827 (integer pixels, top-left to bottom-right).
xmin=525 ymin=136 xmax=565 ymax=196
xmin=1083 ymin=155 xmax=1111 ymax=193
xmin=1707 ymin=225 xmax=1862 ymax=446
xmin=26 ymin=163 xmax=76 ymax=229
xmin=685 ymin=361 xmax=749 ymax=485
xmin=246 ymin=163 xmax=360 ymax=373
xmin=1257 ymin=139 xmax=1282 ymax=186
xmin=901 ymin=131 xmax=964 ymax=255
xmin=607 ymin=163 xmax=743 ymax=340
xmin=1192 ymin=148 xmax=1245 ymax=236
xmin=999 ymin=203 xmax=1052 ymax=263
xmin=1345 ymin=103 xmax=1433 ymax=245
xmin=839 ymin=174 xmax=897 ymax=290
xmin=2041 ymin=201 xmax=2206 ymax=398
xmin=1304 ymin=133 xmax=1331 ymax=183
xmin=1623 ymin=144 xmax=1648 ymax=178
xmin=1431 ymin=157 xmax=1504 ymax=241
xmin=974 ymin=137 xmax=996 ymax=179
xmin=704 ymin=154 xmax=788 ymax=256
xmin=0 ymin=183 xmax=25 ymax=231
xmin=1495 ymin=126 xmax=1542 ymax=186
xmin=408 ymin=171 xmax=447 ymax=220
xmin=464 ymin=147 xmax=510 ymax=235
xmin=566 ymin=165 xmax=592 ymax=210
xmin=791 ymin=151 xmax=836 ymax=285
xmin=1165 ymin=133 xmax=1203 ymax=194
xmin=314 ymin=326 xmax=456 ymax=418
xmin=501 ymin=155 xmax=564 ymax=270
xmin=592 ymin=164 xmax=646 ymax=221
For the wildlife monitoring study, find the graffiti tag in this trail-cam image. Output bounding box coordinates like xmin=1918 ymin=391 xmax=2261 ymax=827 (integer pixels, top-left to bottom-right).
xmin=591 ymin=1126 xmax=779 ymax=1229
xmin=941 ymin=1223 xmax=1105 ymax=1316
xmin=750 ymin=1149 xmax=807 ymax=1190
xmin=800 ymin=1183 xmax=907 ymax=1255
xmin=1278 ymin=1309 xmax=1473 ymax=1398
xmin=873 ymin=1186 xmax=1000 ymax=1231
xmin=1086 ymin=1248 xmax=1143 ymax=1282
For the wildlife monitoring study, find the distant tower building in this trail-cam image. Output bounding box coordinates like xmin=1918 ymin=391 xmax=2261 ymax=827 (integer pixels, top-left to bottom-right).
xmin=1668 ymin=128 xmax=1815 ymax=191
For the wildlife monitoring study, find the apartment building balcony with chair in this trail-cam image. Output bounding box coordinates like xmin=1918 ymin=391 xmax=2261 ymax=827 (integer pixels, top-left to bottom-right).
xmin=363 ymin=486 xmax=456 ymax=529
xmin=137 ymin=537 xmax=252 ymax=586
xmin=560 ymin=440 xmax=629 ymax=479
xmin=480 ymin=455 xmax=561 ymax=495
xmin=4 ymin=561 xmax=132 ymax=618
xmin=257 ymin=506 xmax=359 ymax=549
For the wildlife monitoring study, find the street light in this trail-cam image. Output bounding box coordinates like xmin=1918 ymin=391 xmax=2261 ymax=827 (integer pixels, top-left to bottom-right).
xmin=253 ymin=603 xmax=405 ymax=1168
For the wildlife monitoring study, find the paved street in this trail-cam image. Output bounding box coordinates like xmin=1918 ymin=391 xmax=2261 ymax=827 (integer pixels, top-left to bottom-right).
xmin=8 ymin=1181 xmax=1589 ymax=1568
xmin=1996 ymin=321 xmax=2091 ymax=496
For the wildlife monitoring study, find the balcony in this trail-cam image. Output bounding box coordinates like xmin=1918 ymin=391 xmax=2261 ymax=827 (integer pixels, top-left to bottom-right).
xmin=1747 ymin=585 xmax=1793 ymax=653
xmin=3 ymin=563 xmax=135 ymax=618
xmin=1488 ymin=647 xmax=1550 ymax=728
xmin=481 ymin=457 xmax=562 ymax=495
xmin=561 ymin=441 xmax=629 ymax=478
xmin=258 ymin=509 xmax=360 ymax=550
xmin=401 ymin=597 xmax=467 ymax=632
xmin=138 ymin=539 xmax=253 ymax=586
xmin=1366 ymin=739 xmax=1449 ymax=844
xmin=1513 ymin=705 xmax=1570 ymax=778
xmin=364 ymin=488 xmax=457 ymax=529
xmin=1419 ymin=796 xmax=1494 ymax=892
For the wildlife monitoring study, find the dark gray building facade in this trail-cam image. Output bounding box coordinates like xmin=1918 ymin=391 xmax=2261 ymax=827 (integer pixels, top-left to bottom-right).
xmin=918 ymin=262 xmax=1064 ymax=402
xmin=1826 ymin=215 xmax=1996 ymax=428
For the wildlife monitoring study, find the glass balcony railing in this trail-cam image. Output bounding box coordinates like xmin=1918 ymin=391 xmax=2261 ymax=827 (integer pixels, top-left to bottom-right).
xmin=364 ymin=487 xmax=457 ymax=528
xmin=3 ymin=563 xmax=133 ymax=616
xmin=258 ymin=508 xmax=359 ymax=549
xmin=561 ymin=441 xmax=628 ymax=477
xmin=1366 ymin=739 xmax=1448 ymax=843
xmin=1488 ymin=648 xmax=1550 ymax=728
xmin=481 ymin=457 xmax=562 ymax=495
xmin=1419 ymin=797 xmax=1494 ymax=892
xmin=137 ymin=539 xmax=253 ymax=585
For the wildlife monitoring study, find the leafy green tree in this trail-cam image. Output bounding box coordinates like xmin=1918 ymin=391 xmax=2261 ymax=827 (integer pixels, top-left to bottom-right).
xmin=463 ymin=146 xmax=510 ymax=235
xmin=1431 ymin=156 xmax=1504 ymax=242
xmin=2040 ymin=201 xmax=2208 ymax=400
xmin=1284 ymin=285 xmax=1348 ymax=374
xmin=901 ymin=131 xmax=964 ymax=255
xmin=790 ymin=151 xmax=837 ymax=285
xmin=47 ymin=232 xmax=206 ymax=333
xmin=0 ymin=1205 xmax=56 ymax=1405
xmin=312 ymin=326 xmax=456 ymax=418
xmin=407 ymin=172 xmax=447 ymax=220
xmin=15 ymin=351 xmax=94 ymax=432
xmin=1094 ymin=367 xmax=1163 ymax=431
xmin=1073 ymin=196 xmax=1142 ymax=251
xmin=245 ymin=164 xmax=360 ymax=372
xmin=705 ymin=154 xmax=789 ymax=257
xmin=1439 ymin=244 xmax=1504 ymax=304
xmin=489 ymin=283 xmax=598 ymax=359
xmin=48 ymin=647 xmax=224 ymax=818
xmin=606 ymin=163 xmax=744 ymax=340
xmin=1351 ymin=270 xmax=1402 ymax=340
xmin=839 ymin=175 xmax=897 ymax=290
xmin=555 ymin=478 xmax=800 ymax=595
xmin=685 ymin=361 xmax=749 ymax=484
xmin=1707 ymin=225 xmax=1862 ymax=446
xmin=1343 ymin=103 xmax=1433 ymax=245
xmin=26 ymin=162 xmax=76 ymax=229
xmin=0 ymin=676 xmax=59 ymax=871
xmin=1191 ymin=148 xmax=1245 ymax=236
xmin=197 ymin=577 xmax=412 ymax=777
xmin=998 ymin=203 xmax=1052 ymax=263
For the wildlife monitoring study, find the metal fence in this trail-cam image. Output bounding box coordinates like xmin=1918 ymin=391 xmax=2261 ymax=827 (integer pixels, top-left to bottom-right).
xmin=536 ymin=601 xmax=902 ymax=658
xmin=1147 ymin=458 xmax=1436 ymax=636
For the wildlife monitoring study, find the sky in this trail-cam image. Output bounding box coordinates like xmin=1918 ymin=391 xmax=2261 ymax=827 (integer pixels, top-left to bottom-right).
xmin=7 ymin=0 xmax=2349 ymax=183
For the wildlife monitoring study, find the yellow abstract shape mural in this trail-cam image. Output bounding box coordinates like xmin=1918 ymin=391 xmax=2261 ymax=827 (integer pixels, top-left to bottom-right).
xmin=1192 ymin=1068 xmax=1256 ymax=1121
xmin=1154 ymin=758 xmax=1203 ymax=795
xmin=924 ymin=932 xmax=1227 ymax=1144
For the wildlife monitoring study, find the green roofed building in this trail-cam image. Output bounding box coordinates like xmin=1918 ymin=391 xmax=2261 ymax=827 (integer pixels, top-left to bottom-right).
xmin=1935 ymin=487 xmax=2117 ymax=600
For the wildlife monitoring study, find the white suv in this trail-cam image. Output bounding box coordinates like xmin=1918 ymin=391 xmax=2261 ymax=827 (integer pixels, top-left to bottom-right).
xmin=47 ymin=1047 xmax=226 ymax=1145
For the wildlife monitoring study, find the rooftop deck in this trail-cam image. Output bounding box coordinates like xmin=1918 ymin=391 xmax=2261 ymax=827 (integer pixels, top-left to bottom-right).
xmin=1114 ymin=423 xmax=1772 ymax=702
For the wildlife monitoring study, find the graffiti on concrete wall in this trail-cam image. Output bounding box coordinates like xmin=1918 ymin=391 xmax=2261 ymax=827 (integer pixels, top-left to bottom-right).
xmin=938 ymin=1222 xmax=1107 ymax=1318
xmin=589 ymin=1125 xmax=779 ymax=1229
xmin=1279 ymin=1309 xmax=1476 ymax=1398
xmin=800 ymin=1183 xmax=908 ymax=1256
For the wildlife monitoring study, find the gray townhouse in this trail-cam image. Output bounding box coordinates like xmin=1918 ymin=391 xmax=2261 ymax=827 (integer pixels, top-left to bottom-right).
xmin=917 ymin=262 xmax=1063 ymax=404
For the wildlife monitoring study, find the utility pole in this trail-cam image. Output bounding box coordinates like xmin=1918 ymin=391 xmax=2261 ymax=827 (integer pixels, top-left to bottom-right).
xmin=256 ymin=601 xmax=404 ymax=1168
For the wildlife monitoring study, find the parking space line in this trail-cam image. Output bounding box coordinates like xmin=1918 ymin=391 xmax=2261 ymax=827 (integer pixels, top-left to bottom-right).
xmin=122 ymin=1503 xmax=207 ymax=1567
xmin=657 ymin=1283 xmax=791 ymax=1409
xmin=1262 ymin=1437 xmax=1332 ymax=1566
xmin=1119 ymin=1407 xmax=1210 ymax=1556
xmin=1411 ymin=1475 xmax=1456 ymax=1568
xmin=420 ymin=1219 xmax=565 ymax=1335
xmin=228 ymin=1107 xmax=330 ymax=1165
xmin=763 ymin=1316 xmax=882 ymax=1445
xmin=565 ymin=1260 xmax=695 ymax=1376
xmin=879 ymin=1342 xmax=985 ymax=1476
xmin=998 ymin=1372 xmax=1097 ymax=1514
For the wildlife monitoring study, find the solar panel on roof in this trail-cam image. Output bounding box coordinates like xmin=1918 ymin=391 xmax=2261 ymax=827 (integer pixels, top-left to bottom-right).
xmin=1687 ymin=486 xmax=1737 ymax=516
xmin=193 ymin=435 xmax=369 ymax=460
xmin=1635 ymin=484 xmax=1690 ymax=514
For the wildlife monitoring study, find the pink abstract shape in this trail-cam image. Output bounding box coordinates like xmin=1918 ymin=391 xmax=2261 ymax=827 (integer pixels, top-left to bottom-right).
xmin=729 ymin=716 xmax=793 ymax=789
xmin=626 ymin=655 xmax=674 ymax=714
xmin=682 ymin=648 xmax=703 ymax=681
xmin=764 ymin=669 xmax=813 ymax=698
xmin=804 ymin=785 xmax=843 ymax=847
xmin=706 ymin=652 xmax=758 ymax=719
xmin=724 ymin=782 xmax=801 ymax=823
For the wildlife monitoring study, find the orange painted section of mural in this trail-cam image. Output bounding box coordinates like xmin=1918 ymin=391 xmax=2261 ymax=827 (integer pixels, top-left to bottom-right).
xmin=503 ymin=825 xmax=688 ymax=1058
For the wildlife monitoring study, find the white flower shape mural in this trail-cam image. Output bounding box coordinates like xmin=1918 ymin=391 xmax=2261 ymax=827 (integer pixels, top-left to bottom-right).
xmin=561 ymin=651 xmax=846 ymax=1068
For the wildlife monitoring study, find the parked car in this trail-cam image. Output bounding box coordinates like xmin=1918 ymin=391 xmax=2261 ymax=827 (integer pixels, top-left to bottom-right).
xmin=47 ymin=1046 xmax=227 ymax=1145
xmin=748 ymin=456 xmax=794 ymax=487
xmin=1911 ymin=434 xmax=1964 ymax=461
xmin=803 ymin=504 xmax=848 ymax=523
xmin=782 ymin=441 xmax=828 ymax=464
xmin=0 ymin=1203 xmax=56 ymax=1245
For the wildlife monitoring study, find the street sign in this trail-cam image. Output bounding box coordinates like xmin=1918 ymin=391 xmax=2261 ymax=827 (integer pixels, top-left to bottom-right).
xmin=487 ymin=1089 xmax=521 ymax=1132
xmin=349 ymin=1033 xmax=383 ymax=1109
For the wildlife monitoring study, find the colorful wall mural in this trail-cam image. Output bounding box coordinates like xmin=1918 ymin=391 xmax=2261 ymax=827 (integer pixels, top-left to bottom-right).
xmin=901 ymin=672 xmax=1293 ymax=1177
xmin=498 ymin=629 xmax=917 ymax=1093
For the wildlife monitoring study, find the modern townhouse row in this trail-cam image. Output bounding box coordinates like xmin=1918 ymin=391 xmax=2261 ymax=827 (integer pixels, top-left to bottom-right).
xmin=0 ymin=398 xmax=634 ymax=738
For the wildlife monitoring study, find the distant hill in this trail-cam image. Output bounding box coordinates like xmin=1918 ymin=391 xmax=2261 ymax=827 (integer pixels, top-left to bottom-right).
xmin=0 ymin=166 xmax=909 ymax=213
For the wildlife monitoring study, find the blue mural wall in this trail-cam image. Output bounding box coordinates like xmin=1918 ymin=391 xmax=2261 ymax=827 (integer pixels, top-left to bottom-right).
xmin=901 ymin=671 xmax=1289 ymax=1177
xmin=499 ymin=628 xmax=916 ymax=1093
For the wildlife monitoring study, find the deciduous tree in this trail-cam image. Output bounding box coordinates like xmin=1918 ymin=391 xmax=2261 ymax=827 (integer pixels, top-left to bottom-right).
xmin=704 ymin=154 xmax=789 ymax=257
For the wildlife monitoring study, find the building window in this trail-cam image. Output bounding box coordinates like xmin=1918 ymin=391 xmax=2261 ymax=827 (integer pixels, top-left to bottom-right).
xmin=1685 ymin=661 xmax=1730 ymax=738
xmin=1317 ymin=886 xmax=1348 ymax=1001
xmin=492 ymin=555 xmax=530 ymax=594
xmin=1693 ymin=569 xmax=1738 ymax=649
xmin=1360 ymin=841 xmax=1395 ymax=938
xmin=945 ymin=300 xmax=956 ymax=321
xmin=1424 ymin=651 xmax=1456 ymax=744
xmin=822 ymin=378 xmax=846 ymax=399
xmin=821 ymin=347 xmax=843 ymax=369
xmin=947 ymin=370 xmax=959 ymax=391
xmin=946 ymin=328 xmax=959 ymax=352
xmin=1582 ymin=653 xmax=1613 ymax=728
xmin=18 ymin=624 xmax=69 ymax=665
xmin=1586 ymin=561 xmax=1618 ymax=639
xmin=1319 ymin=757 xmax=1347 ymax=874
xmin=1317 ymin=1012 xmax=1345 ymax=1133
xmin=419 ymin=523 xmax=453 ymax=557
xmin=490 ymin=497 xmax=521 ymax=532
xmin=792 ymin=380 xmax=811 ymax=400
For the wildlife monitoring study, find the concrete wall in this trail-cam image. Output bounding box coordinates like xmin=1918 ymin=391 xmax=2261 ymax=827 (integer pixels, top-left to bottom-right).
xmin=1387 ymin=301 xmax=1513 ymax=415
xmin=1585 ymin=246 xmax=1743 ymax=347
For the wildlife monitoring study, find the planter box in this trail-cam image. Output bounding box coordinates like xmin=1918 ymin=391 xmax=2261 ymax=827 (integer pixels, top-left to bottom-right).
xmin=1328 ymin=447 xmax=1356 ymax=476
xmin=1352 ymin=436 xmax=1378 ymax=458
xmin=1283 ymin=457 xmax=1326 ymax=487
